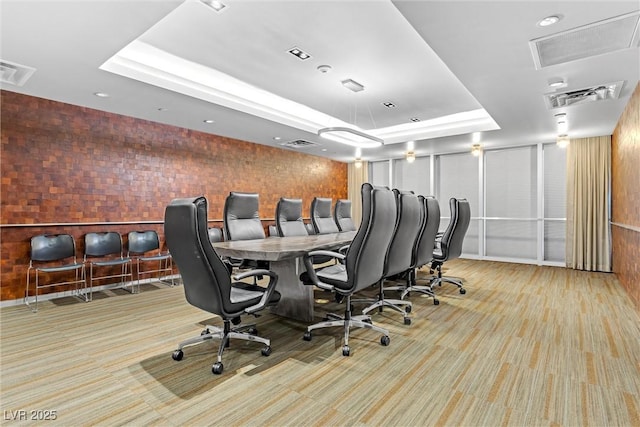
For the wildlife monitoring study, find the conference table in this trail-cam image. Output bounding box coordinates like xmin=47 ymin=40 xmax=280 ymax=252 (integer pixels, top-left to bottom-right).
xmin=212 ymin=231 xmax=356 ymax=322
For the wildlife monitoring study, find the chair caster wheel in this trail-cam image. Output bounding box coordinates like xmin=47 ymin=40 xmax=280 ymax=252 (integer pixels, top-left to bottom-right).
xmin=405 ymin=305 xmax=412 ymax=314
xmin=200 ymin=329 xmax=210 ymax=336
xmin=460 ymin=288 xmax=466 ymax=294
xmin=342 ymin=345 xmax=350 ymax=356
xmin=248 ymin=327 xmax=258 ymax=335
xmin=381 ymin=335 xmax=390 ymax=346
xmin=434 ymin=299 xmax=440 ymax=305
xmin=261 ymin=346 xmax=272 ymax=356
xmin=303 ymin=331 xmax=312 ymax=341
xmin=212 ymin=362 xmax=223 ymax=375
xmin=231 ymin=316 xmax=242 ymax=325
xmin=363 ymin=318 xmax=372 ymax=324
xmin=404 ymin=317 xmax=411 ymax=325
xmin=172 ymin=349 xmax=183 ymax=361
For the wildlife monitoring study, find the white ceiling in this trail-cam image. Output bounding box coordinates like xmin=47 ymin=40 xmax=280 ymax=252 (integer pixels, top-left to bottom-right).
xmin=2 ymin=0 xmax=639 ymax=163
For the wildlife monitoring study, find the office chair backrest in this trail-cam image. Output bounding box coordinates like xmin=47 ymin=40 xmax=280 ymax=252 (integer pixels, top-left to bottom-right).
xmin=413 ymin=196 xmax=441 ymax=267
xmin=311 ymin=197 xmax=340 ymax=234
xmin=223 ymin=192 xmax=266 ymax=241
xmin=440 ymin=198 xmax=471 ymax=260
xmin=334 ymin=199 xmax=356 ymax=232
xmin=30 ymin=234 xmax=76 ymax=262
xmin=208 ymin=227 xmax=223 ymax=244
xmin=127 ymin=231 xmax=160 ymax=255
xmin=276 ymin=198 xmax=308 ymax=237
xmin=165 ymin=196 xmax=234 ymax=316
xmin=85 ymin=232 xmax=124 ymax=257
xmin=345 ymin=183 xmax=397 ymax=292
xmin=384 ymin=190 xmax=422 ymax=277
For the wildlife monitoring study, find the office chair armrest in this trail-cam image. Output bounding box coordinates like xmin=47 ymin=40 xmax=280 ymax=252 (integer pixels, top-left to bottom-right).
xmin=241 ymin=270 xmax=279 ymax=314
xmin=302 ymin=253 xmax=336 ymax=292
xmin=307 ymin=250 xmax=345 ymax=261
xmin=233 ymin=269 xmax=276 ymax=282
xmin=338 ymin=244 xmax=350 ymax=254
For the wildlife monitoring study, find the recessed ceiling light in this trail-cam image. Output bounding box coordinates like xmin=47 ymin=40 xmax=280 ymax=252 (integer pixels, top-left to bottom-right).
xmin=203 ymin=119 xmax=215 ymax=124
xmin=548 ymin=78 xmax=566 ymax=88
xmin=341 ymin=79 xmax=365 ymax=93
xmin=273 ymin=136 xmax=281 ymax=140
xmin=288 ymin=47 xmax=311 ymax=61
xmin=382 ymin=102 xmax=396 ymax=108
xmin=410 ymin=117 xmax=420 ymax=122
xmin=201 ymin=0 xmax=226 ymax=12
xmin=94 ymin=92 xmax=109 ymax=98
xmin=537 ymin=15 xmax=561 ymax=27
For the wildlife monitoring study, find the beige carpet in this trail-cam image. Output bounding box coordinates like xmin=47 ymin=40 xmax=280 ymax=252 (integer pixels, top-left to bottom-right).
xmin=1 ymin=259 xmax=639 ymax=426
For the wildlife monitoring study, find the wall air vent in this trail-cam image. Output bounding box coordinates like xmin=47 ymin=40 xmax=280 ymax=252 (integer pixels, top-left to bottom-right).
xmin=543 ymin=81 xmax=624 ymax=109
xmin=279 ymin=139 xmax=319 ymax=149
xmin=0 ymin=60 xmax=36 ymax=87
xmin=529 ymin=11 xmax=640 ymax=69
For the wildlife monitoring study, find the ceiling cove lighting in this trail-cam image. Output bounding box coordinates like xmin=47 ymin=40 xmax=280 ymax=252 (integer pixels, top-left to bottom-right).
xmin=471 ymin=143 xmax=482 ymax=156
xmin=101 ymin=41 xmax=499 ymax=149
xmin=318 ymin=127 xmax=384 ymax=148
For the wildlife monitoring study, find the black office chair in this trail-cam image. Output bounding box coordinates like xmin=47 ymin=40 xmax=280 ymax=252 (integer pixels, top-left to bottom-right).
xmin=275 ymin=198 xmax=309 ymax=237
xmin=208 ymin=227 xmax=224 ymax=244
xmin=334 ymin=199 xmax=356 ymax=232
xmin=25 ymin=234 xmax=88 ymax=312
xmin=311 ymin=197 xmax=340 ymax=234
xmin=223 ymin=191 xmax=269 ymax=272
xmin=301 ymin=183 xmax=397 ymax=356
xmin=127 ymin=230 xmax=174 ymax=288
xmin=385 ymin=195 xmax=441 ymax=304
xmin=84 ymin=232 xmax=133 ymax=296
xmin=165 ymin=196 xmax=281 ymax=375
xmin=357 ymin=190 xmax=419 ymax=325
xmin=431 ymin=198 xmax=471 ymax=294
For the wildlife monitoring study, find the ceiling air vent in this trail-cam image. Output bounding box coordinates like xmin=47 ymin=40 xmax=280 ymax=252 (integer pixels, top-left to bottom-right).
xmin=279 ymin=139 xmax=319 ymax=149
xmin=529 ymin=11 xmax=640 ymax=69
xmin=544 ymin=81 xmax=624 ymax=109
xmin=0 ymin=59 xmax=36 ymax=87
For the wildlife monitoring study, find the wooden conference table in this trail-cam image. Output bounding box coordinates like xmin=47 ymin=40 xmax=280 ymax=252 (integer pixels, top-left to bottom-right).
xmin=212 ymin=231 xmax=356 ymax=322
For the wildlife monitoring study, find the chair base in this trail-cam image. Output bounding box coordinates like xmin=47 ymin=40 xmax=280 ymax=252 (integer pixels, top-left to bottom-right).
xmin=172 ymin=319 xmax=271 ymax=375
xmin=303 ymin=295 xmax=390 ymax=356
xmin=353 ymin=280 xmax=413 ymax=323
xmin=385 ymin=269 xmax=439 ymax=305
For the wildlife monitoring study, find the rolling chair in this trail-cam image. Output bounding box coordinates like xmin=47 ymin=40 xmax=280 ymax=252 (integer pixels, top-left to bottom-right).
xmin=223 ymin=191 xmax=269 ymax=272
xmin=301 ymin=183 xmax=397 ymax=356
xmin=164 ymin=196 xmax=281 ymax=375
xmin=356 ymin=190 xmax=419 ymax=325
xmin=84 ymin=232 xmax=133 ymax=297
xmin=431 ymin=198 xmax=471 ymax=294
xmin=385 ymin=195 xmax=441 ymax=304
xmin=127 ymin=230 xmax=174 ymax=288
xmin=334 ymin=199 xmax=356 ymax=232
xmin=310 ymin=197 xmax=340 ymax=234
xmin=275 ymin=198 xmax=308 ymax=237
xmin=25 ymin=234 xmax=88 ymax=312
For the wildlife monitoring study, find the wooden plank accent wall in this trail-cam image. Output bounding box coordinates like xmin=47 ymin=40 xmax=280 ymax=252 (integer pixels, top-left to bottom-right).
xmin=611 ymin=82 xmax=640 ymax=311
xmin=0 ymin=90 xmax=347 ymax=301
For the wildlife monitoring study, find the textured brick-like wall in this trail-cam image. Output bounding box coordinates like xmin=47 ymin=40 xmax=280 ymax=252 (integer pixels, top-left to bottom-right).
xmin=611 ymin=83 xmax=640 ymax=311
xmin=1 ymin=91 xmax=347 ymax=301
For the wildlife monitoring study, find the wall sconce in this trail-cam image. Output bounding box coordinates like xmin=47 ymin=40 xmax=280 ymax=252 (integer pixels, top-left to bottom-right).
xmin=354 ymin=157 xmax=363 ymax=168
xmin=471 ymin=143 xmax=482 ymax=157
xmin=406 ymin=151 xmax=416 ymax=163
xmin=556 ymin=134 xmax=570 ymax=148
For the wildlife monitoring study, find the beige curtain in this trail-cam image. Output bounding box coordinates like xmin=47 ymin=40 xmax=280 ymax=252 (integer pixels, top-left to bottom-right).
xmin=566 ymin=136 xmax=611 ymax=272
xmin=347 ymin=161 xmax=368 ymax=227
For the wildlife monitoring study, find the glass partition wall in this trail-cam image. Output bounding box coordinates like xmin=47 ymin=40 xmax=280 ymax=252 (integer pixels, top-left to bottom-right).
xmin=369 ymin=142 xmax=566 ymax=266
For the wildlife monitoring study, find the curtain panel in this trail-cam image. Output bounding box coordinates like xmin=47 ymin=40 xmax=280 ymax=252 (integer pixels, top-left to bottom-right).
xmin=347 ymin=161 xmax=368 ymax=227
xmin=566 ymin=136 xmax=611 ymax=272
